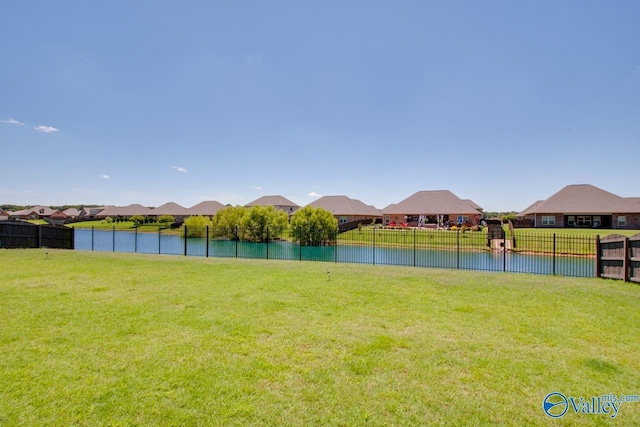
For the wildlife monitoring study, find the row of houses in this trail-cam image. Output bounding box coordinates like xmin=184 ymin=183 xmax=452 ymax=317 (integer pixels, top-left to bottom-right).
xmin=3 ymin=184 xmax=640 ymax=229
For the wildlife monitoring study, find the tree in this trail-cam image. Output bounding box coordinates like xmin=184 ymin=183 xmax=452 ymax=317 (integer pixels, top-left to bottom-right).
xmin=239 ymin=205 xmax=289 ymax=242
xmin=158 ymin=215 xmax=175 ymax=224
xmin=290 ymin=206 xmax=338 ymax=246
xmin=130 ymin=215 xmax=145 ymax=227
xmin=211 ymin=206 xmax=247 ymax=240
xmin=183 ymin=215 xmax=211 ymax=238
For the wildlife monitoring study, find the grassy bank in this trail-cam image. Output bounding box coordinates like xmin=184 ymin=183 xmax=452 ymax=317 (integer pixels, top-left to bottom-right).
xmin=1 ymin=250 xmax=639 ymax=425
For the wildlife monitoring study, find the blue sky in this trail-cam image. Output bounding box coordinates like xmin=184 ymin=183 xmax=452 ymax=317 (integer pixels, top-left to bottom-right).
xmin=2 ymin=1 xmax=639 ymax=211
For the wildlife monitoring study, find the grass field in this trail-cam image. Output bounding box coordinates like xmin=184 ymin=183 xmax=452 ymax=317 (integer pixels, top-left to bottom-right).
xmin=1 ymin=250 xmax=639 ymax=425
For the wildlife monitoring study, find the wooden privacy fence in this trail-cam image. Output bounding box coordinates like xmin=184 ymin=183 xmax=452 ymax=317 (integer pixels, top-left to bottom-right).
xmin=596 ymin=234 xmax=640 ymax=283
xmin=0 ymin=221 xmax=74 ymax=249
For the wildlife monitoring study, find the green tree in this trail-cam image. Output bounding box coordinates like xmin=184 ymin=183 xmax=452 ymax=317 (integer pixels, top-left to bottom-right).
xmin=239 ymin=205 xmax=289 ymax=242
xmin=130 ymin=215 xmax=145 ymax=227
xmin=211 ymin=206 xmax=247 ymax=240
xmin=290 ymin=206 xmax=338 ymax=246
xmin=183 ymin=215 xmax=211 ymax=238
xmin=158 ymin=215 xmax=175 ymax=224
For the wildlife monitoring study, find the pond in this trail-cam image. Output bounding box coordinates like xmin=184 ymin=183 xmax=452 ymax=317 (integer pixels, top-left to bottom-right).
xmin=74 ymin=228 xmax=594 ymax=278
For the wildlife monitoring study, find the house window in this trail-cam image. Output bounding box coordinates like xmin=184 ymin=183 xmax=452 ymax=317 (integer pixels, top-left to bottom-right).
xmin=541 ymin=216 xmax=555 ymax=226
xmin=593 ymin=216 xmax=601 ymax=227
xmin=385 ymin=216 xmax=390 ymax=225
xmin=618 ymin=216 xmax=627 ymax=227
xmin=339 ymin=216 xmax=347 ymax=224
xmin=577 ymin=216 xmax=591 ymax=227
xmin=567 ymin=216 xmax=575 ymax=226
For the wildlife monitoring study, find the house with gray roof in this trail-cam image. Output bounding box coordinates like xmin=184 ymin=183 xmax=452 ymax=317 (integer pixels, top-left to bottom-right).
xmin=382 ymin=190 xmax=482 ymax=227
xmin=245 ymin=195 xmax=300 ymax=215
xmin=10 ymin=205 xmax=56 ymax=220
xmin=152 ymin=202 xmax=191 ymax=221
xmin=186 ymin=201 xmax=225 ymax=218
xmin=517 ymin=184 xmax=640 ymax=229
xmin=307 ymin=195 xmax=382 ymax=225
xmin=96 ymin=204 xmax=154 ymax=219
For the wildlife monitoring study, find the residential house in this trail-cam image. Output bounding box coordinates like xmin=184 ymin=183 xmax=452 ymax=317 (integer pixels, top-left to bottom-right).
xmin=0 ymin=209 xmax=11 ymax=221
xmin=307 ymin=195 xmax=382 ymax=225
xmin=152 ymin=202 xmax=191 ymax=222
xmin=517 ymin=184 xmax=640 ymax=229
xmin=96 ymin=204 xmax=154 ymax=220
xmin=186 ymin=201 xmax=225 ymax=218
xmin=245 ymin=195 xmax=300 ymax=215
xmin=10 ymin=205 xmax=56 ymax=220
xmin=78 ymin=206 xmax=107 ymax=220
xmin=382 ymin=190 xmax=482 ymax=227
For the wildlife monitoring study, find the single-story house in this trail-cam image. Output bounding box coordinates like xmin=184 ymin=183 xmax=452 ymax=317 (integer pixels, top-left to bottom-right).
xmin=307 ymin=195 xmax=382 ymax=225
xmin=10 ymin=205 xmax=56 ymax=220
xmin=382 ymin=190 xmax=482 ymax=227
xmin=152 ymin=202 xmax=191 ymax=221
xmin=245 ymin=195 xmax=300 ymax=215
xmin=186 ymin=201 xmax=225 ymax=218
xmin=78 ymin=206 xmax=107 ymax=220
xmin=517 ymin=184 xmax=640 ymax=229
xmin=96 ymin=204 xmax=154 ymax=220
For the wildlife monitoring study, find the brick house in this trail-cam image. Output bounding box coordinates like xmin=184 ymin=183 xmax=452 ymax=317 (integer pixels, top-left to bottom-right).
xmin=517 ymin=184 xmax=640 ymax=229
xmin=307 ymin=195 xmax=382 ymax=225
xmin=382 ymin=190 xmax=482 ymax=227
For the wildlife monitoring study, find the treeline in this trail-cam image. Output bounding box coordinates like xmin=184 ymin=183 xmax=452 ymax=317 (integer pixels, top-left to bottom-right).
xmin=483 ymin=211 xmax=519 ymax=221
xmin=183 ymin=205 xmax=338 ymax=245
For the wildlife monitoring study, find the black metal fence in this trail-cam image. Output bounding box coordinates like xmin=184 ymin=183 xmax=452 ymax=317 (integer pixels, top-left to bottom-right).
xmin=0 ymin=221 xmax=74 ymax=249
xmin=74 ymin=226 xmax=597 ymax=278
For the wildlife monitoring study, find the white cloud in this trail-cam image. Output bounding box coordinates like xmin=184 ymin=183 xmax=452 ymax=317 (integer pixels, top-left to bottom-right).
xmin=308 ymin=192 xmax=322 ymax=197
xmin=1 ymin=118 xmax=24 ymax=125
xmin=101 ymin=175 xmax=110 ymax=180
xmin=171 ymin=166 xmax=188 ymax=174
xmin=34 ymin=125 xmax=59 ymax=133
xmin=251 ymin=186 xmax=263 ymax=191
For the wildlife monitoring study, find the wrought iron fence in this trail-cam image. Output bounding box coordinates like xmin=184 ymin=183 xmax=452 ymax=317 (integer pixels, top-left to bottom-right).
xmin=74 ymin=225 xmax=598 ymax=278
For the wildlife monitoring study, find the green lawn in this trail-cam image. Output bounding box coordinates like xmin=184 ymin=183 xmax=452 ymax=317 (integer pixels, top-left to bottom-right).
xmin=1 ymin=250 xmax=639 ymax=425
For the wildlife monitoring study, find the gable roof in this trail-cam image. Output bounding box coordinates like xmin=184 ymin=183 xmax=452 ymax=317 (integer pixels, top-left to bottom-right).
xmin=63 ymin=208 xmax=80 ymax=217
xmin=152 ymin=202 xmax=190 ymax=216
xmin=519 ymin=184 xmax=640 ymax=215
xmin=187 ymin=201 xmax=225 ymax=216
xmin=96 ymin=204 xmax=153 ymax=217
xmin=11 ymin=205 xmax=56 ymax=217
xmin=382 ymin=190 xmax=481 ymax=215
xmin=245 ymin=195 xmax=299 ymax=208
xmin=308 ymin=195 xmax=382 ymax=217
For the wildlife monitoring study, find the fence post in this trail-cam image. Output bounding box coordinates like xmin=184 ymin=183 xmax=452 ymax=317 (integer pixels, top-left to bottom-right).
xmin=158 ymin=227 xmax=161 ymax=254
xmin=457 ymin=228 xmax=460 ymax=270
xmin=372 ymin=225 xmax=376 ymax=265
xmin=91 ymin=226 xmax=94 ymax=251
xmin=206 ymin=226 xmax=209 ymax=258
xmin=335 ymin=227 xmax=338 ymax=263
xmin=552 ymin=234 xmax=556 ymax=275
xmin=70 ymin=227 xmax=75 ymax=250
xmin=184 ymin=226 xmax=188 ymax=256
xmin=595 ymin=235 xmax=601 ymax=278
xmin=134 ymin=227 xmax=138 ymax=253
xmin=113 ymin=226 xmax=116 ymax=252
xmin=235 ymin=226 xmax=238 ymax=258
xmin=299 ymin=226 xmax=302 ymax=261
xmin=623 ymin=237 xmax=630 ymax=282
xmin=266 ymin=226 xmax=269 ymax=260
xmin=502 ymin=229 xmax=506 ymax=272
xmin=414 ymin=227 xmax=417 ymax=267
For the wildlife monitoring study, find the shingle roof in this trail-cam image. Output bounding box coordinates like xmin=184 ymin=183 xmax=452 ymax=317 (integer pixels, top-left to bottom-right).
xmin=517 ymin=200 xmax=545 ymax=217
xmin=462 ymin=199 xmax=483 ymax=211
xmin=245 ymin=195 xmax=299 ymax=208
xmin=63 ymin=208 xmax=80 ymax=217
xmin=11 ymin=205 xmax=56 ymax=217
xmin=382 ymin=190 xmax=481 ymax=215
xmin=519 ymin=184 xmax=640 ymax=215
xmin=308 ymin=196 xmax=382 ymax=217
xmin=152 ymin=202 xmax=190 ymax=216
xmin=96 ymin=204 xmax=153 ymax=217
xmin=187 ymin=201 xmax=225 ymax=216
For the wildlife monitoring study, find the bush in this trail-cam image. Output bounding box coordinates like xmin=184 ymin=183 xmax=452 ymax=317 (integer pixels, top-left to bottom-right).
xmin=183 ymin=216 xmax=211 ymax=238
xmin=158 ymin=215 xmax=175 ymax=224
